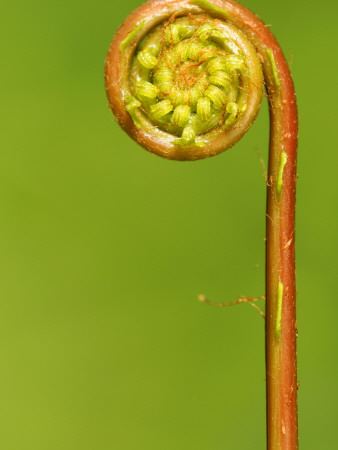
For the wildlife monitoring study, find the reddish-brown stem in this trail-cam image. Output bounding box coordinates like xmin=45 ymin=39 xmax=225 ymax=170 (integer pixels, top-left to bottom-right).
xmin=205 ymin=2 xmax=299 ymax=446
xmin=221 ymin=3 xmax=299 ymax=448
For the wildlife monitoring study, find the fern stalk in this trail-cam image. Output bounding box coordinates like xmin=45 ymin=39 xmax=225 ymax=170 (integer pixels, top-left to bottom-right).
xmin=105 ymin=1 xmax=298 ymax=448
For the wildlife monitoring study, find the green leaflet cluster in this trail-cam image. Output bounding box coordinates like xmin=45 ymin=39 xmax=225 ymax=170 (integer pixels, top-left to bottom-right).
xmin=130 ymin=16 xmax=249 ymax=147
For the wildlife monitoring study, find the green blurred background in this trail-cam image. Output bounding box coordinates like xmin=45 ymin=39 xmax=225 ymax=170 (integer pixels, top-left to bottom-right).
xmin=1 ymin=0 xmax=336 ymax=448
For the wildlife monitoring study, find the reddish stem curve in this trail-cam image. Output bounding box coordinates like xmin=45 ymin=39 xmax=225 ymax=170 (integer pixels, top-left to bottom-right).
xmin=225 ymin=6 xmax=299 ymax=444
xmin=223 ymin=3 xmax=299 ymax=448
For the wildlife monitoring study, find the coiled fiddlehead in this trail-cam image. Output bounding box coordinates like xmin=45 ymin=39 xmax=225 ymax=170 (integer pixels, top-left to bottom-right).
xmin=105 ymin=2 xmax=263 ymax=160
xmin=105 ymin=1 xmax=298 ymax=449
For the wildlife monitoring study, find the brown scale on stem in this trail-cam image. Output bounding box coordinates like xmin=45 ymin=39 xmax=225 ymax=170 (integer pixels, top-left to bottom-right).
xmin=105 ymin=1 xmax=298 ymax=448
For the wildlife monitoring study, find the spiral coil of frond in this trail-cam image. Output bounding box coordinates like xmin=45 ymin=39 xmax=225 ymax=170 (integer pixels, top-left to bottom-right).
xmin=105 ymin=1 xmax=263 ymax=160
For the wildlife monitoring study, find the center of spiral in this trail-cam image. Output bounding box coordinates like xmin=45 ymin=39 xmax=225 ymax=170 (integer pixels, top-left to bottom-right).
xmin=174 ymin=61 xmax=201 ymax=89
